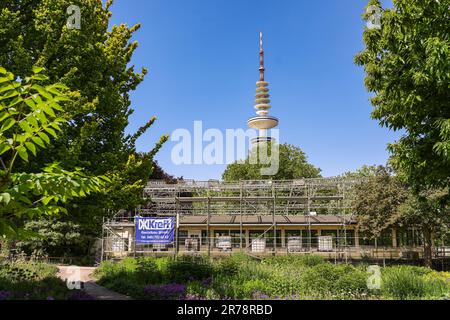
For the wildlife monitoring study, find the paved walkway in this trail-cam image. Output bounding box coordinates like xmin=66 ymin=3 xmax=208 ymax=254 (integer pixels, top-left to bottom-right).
xmin=57 ymin=266 xmax=131 ymax=300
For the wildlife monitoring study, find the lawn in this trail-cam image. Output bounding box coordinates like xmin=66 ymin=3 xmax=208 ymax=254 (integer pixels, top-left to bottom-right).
xmin=94 ymin=254 xmax=450 ymax=300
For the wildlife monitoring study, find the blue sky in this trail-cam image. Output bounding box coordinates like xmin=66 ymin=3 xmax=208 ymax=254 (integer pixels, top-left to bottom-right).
xmin=108 ymin=0 xmax=397 ymax=180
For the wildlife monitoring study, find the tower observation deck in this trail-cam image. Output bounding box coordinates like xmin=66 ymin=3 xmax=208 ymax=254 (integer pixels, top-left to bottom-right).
xmin=247 ymin=32 xmax=279 ymax=145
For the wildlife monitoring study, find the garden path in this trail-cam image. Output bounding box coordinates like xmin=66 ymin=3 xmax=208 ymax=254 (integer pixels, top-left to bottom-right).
xmin=57 ymin=266 xmax=131 ymax=300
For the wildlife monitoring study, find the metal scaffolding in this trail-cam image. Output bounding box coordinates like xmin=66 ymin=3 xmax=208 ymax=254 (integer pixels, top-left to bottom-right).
xmin=142 ymin=177 xmax=363 ymax=217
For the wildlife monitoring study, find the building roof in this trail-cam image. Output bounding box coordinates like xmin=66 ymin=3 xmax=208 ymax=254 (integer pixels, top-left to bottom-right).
xmin=179 ymin=214 xmax=355 ymax=226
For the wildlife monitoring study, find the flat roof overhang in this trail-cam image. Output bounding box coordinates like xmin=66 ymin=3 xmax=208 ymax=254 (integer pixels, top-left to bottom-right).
xmin=104 ymin=214 xmax=355 ymax=228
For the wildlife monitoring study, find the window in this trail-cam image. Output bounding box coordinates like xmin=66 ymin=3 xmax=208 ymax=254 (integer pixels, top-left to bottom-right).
xmin=230 ymin=230 xmax=243 ymax=248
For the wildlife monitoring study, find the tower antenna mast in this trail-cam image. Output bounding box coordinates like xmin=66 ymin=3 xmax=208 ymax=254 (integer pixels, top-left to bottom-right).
xmin=259 ymin=32 xmax=265 ymax=82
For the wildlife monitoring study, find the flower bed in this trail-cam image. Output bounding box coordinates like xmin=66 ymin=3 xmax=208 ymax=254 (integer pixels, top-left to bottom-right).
xmin=94 ymin=254 xmax=450 ymax=300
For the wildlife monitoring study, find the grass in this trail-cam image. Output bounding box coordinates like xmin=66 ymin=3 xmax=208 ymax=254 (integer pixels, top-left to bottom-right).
xmin=94 ymin=253 xmax=450 ymax=300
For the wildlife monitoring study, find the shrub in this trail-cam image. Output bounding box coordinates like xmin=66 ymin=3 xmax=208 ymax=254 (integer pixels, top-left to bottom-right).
xmin=382 ymin=266 xmax=428 ymax=299
xmin=382 ymin=266 xmax=450 ymax=300
xmin=136 ymin=258 xmax=163 ymax=284
xmin=214 ymin=258 xmax=239 ymax=277
xmin=165 ymin=256 xmax=213 ymax=283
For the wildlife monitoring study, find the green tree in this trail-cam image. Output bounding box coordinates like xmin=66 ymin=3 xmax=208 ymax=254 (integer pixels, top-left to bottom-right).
xmin=353 ymin=166 xmax=408 ymax=239
xmin=398 ymin=189 xmax=450 ymax=267
xmin=355 ymin=0 xmax=450 ymax=189
xmin=0 ymin=67 xmax=108 ymax=238
xmin=222 ymin=143 xmax=321 ymax=181
xmin=0 ymin=0 xmax=169 ymax=242
xmin=340 ymin=165 xmax=380 ymax=179
xmin=353 ymin=166 xmax=449 ymax=267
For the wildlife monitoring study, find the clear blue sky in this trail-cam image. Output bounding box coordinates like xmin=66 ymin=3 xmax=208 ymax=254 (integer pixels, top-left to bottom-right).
xmin=108 ymin=0 xmax=397 ymax=180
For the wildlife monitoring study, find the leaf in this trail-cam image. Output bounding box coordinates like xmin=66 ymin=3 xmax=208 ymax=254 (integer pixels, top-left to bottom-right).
xmin=0 ymin=144 xmax=11 ymax=155
xmin=0 ymin=67 xmax=6 ymax=74
xmin=42 ymin=196 xmax=54 ymax=206
xmin=19 ymin=120 xmax=33 ymax=134
xmin=27 ymin=115 xmax=39 ymax=129
xmin=17 ymin=146 xmax=29 ymax=162
xmin=32 ymin=66 xmax=45 ymax=74
xmin=0 ymin=84 xmax=15 ymax=94
xmin=25 ymin=141 xmax=37 ymax=156
xmin=0 ymin=111 xmax=10 ymax=122
xmin=31 ymin=136 xmax=45 ymax=148
xmin=42 ymin=105 xmax=56 ymax=117
xmin=31 ymin=74 xmax=49 ymax=81
xmin=25 ymin=99 xmax=36 ymax=109
xmin=31 ymin=84 xmax=52 ymax=100
xmin=44 ymin=127 xmax=57 ymax=138
xmin=37 ymin=132 xmax=50 ymax=144
xmin=49 ymin=122 xmax=62 ymax=131
xmin=0 ymin=90 xmax=19 ymax=101
xmin=0 ymin=118 xmax=16 ymax=132
xmin=36 ymin=110 xmax=48 ymax=124
xmin=7 ymin=96 xmax=23 ymax=107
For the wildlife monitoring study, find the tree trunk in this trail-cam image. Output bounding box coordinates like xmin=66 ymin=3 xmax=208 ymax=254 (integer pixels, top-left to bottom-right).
xmin=422 ymin=226 xmax=433 ymax=268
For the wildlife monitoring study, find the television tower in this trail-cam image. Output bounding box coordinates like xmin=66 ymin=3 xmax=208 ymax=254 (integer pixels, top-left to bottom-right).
xmin=247 ymin=32 xmax=279 ymax=145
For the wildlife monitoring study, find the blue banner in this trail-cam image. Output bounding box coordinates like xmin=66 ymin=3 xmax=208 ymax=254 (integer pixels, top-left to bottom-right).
xmin=135 ymin=217 xmax=175 ymax=244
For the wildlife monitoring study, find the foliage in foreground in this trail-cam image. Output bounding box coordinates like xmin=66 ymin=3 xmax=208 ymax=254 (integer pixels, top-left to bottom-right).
xmin=0 ymin=0 xmax=170 ymax=255
xmin=0 ymin=67 xmax=108 ymax=238
xmin=95 ymin=254 xmax=450 ymax=300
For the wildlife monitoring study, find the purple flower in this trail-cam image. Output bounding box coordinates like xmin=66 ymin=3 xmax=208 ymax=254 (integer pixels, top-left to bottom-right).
xmin=201 ymin=277 xmax=213 ymax=287
xmin=252 ymin=291 xmax=270 ymax=300
xmin=0 ymin=291 xmax=11 ymax=300
xmin=47 ymin=296 xmax=55 ymax=301
xmin=144 ymin=284 xmax=186 ymax=300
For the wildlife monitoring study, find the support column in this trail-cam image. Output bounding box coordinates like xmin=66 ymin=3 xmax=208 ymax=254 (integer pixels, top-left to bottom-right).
xmin=355 ymin=228 xmax=360 ymax=248
xmin=392 ymin=228 xmax=397 ymax=248
xmin=207 ymin=198 xmax=211 ymax=257
xmin=281 ymin=229 xmax=286 ymax=248
xmin=245 ymin=229 xmax=250 ymax=248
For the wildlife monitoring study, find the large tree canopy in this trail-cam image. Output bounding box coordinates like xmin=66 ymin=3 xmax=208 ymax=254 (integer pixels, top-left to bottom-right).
xmin=0 ymin=0 xmax=170 ymax=252
xmin=0 ymin=0 xmax=162 ymax=174
xmin=222 ymin=143 xmax=321 ymax=181
xmin=355 ymin=0 xmax=450 ymax=189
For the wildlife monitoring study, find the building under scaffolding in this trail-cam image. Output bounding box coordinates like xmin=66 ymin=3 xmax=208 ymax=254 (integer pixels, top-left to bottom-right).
xmin=100 ymin=33 xmax=450 ymax=262
xmin=101 ymin=178 xmax=441 ymax=262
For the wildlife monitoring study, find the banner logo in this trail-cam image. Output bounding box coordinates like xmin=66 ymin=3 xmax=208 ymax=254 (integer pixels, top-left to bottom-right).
xmin=135 ymin=217 xmax=175 ymax=244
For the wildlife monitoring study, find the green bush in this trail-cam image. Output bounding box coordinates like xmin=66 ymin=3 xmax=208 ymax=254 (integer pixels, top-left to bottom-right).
xmin=382 ymin=266 xmax=450 ymax=300
xmin=165 ymin=256 xmax=213 ymax=283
